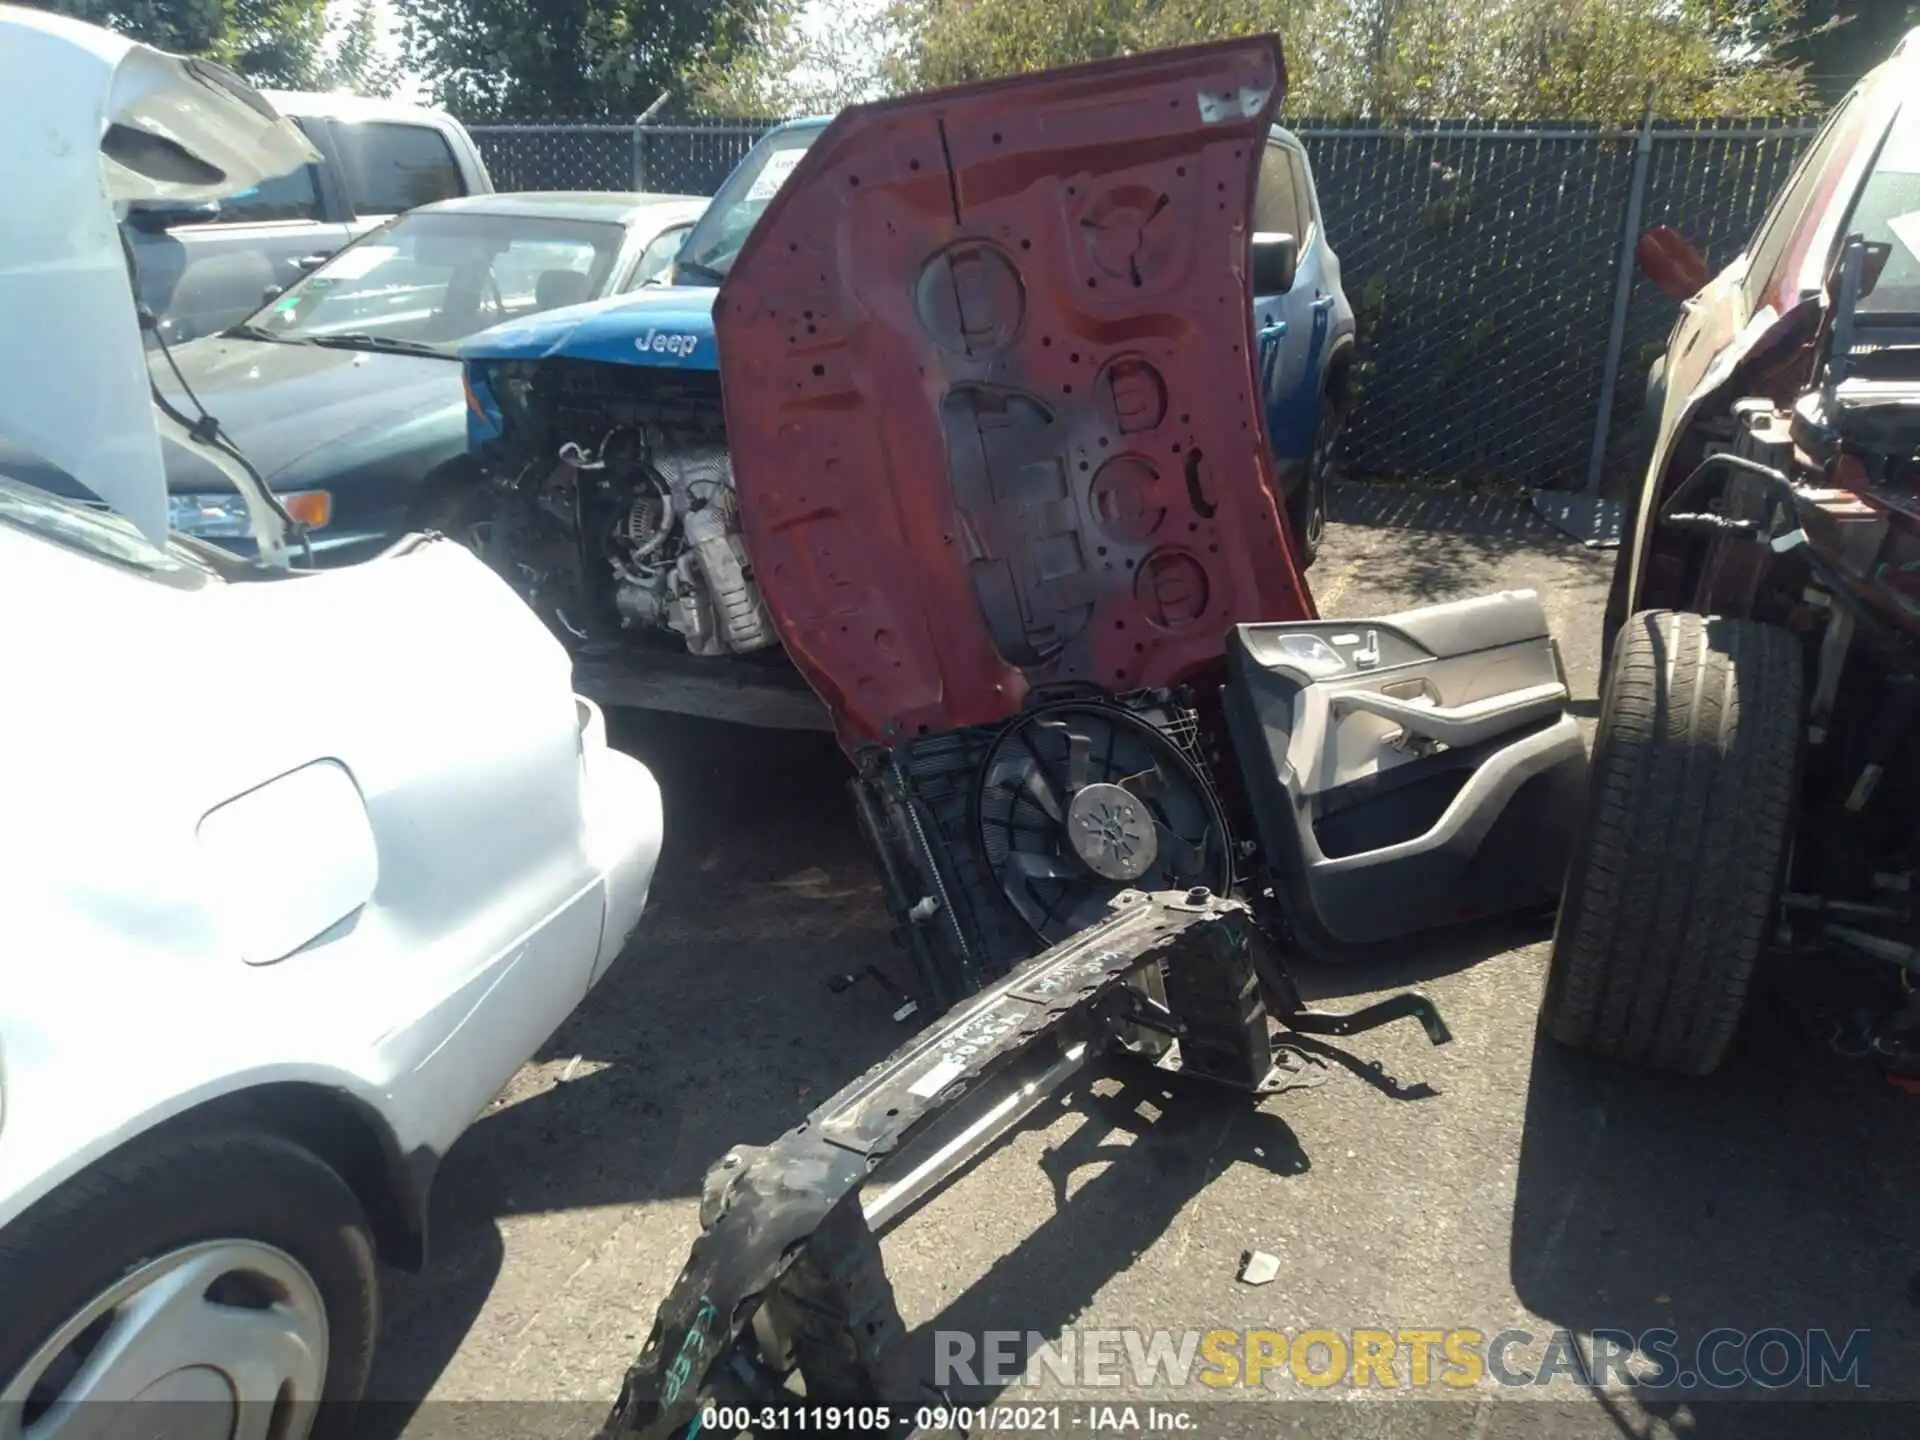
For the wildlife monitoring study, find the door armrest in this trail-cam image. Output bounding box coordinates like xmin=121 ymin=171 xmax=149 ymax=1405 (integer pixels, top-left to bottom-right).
xmin=1330 ymin=681 xmax=1568 ymax=748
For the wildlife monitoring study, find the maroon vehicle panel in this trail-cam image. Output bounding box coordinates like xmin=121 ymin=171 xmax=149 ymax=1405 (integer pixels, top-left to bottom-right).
xmin=713 ymin=38 xmax=1316 ymax=751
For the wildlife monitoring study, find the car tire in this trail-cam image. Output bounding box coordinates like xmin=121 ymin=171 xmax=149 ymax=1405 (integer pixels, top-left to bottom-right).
xmin=1599 ymin=542 xmax=1632 ymax=677
xmin=0 ymin=1123 xmax=379 ymax=1439
xmin=1288 ymin=402 xmax=1340 ymax=568
xmin=1541 ymin=610 xmax=1803 ymax=1075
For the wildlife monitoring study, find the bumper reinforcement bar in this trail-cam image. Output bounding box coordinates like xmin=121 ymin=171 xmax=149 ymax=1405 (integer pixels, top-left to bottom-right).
xmin=598 ymin=887 xmax=1449 ymax=1440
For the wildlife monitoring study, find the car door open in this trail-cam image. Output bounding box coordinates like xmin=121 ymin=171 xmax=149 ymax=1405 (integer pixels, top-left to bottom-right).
xmin=1222 ymin=590 xmax=1586 ymax=960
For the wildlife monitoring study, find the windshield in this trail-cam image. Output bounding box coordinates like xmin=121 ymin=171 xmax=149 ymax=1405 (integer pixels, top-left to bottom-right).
xmin=675 ymin=121 xmax=829 ymax=281
xmin=245 ymin=209 xmax=630 ymax=350
xmin=1844 ymin=102 xmax=1920 ymax=318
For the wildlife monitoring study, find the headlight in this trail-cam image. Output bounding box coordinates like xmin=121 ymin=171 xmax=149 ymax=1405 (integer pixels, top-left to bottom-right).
xmin=170 ymin=490 xmax=331 ymax=538
xmin=464 ymin=362 xmax=532 ymax=440
xmin=492 ymin=361 xmax=536 ymax=433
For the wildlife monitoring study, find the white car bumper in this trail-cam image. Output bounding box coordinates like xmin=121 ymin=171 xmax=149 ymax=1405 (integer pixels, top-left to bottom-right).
xmin=576 ymin=696 xmax=665 ymax=989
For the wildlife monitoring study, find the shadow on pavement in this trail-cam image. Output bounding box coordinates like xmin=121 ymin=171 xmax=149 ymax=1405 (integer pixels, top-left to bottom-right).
xmin=1508 ymin=1017 xmax=1920 ymax=1434
xmin=1289 ymin=910 xmax=1558 ymax=1005
xmin=357 ymin=483 xmax=1606 ymax=1430
xmin=1327 ymin=483 xmax=1585 ymax=608
xmin=361 ymin=699 xmax=1471 ymax=1427
xmin=909 ymin=1069 xmax=1313 ymax=1396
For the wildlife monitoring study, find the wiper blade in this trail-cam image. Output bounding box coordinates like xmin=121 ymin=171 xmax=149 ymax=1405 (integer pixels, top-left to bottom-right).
xmin=224 ymin=322 xmax=306 ymax=343
xmin=306 ymin=332 xmax=447 ymax=357
xmin=673 ymin=257 xmax=728 ymax=286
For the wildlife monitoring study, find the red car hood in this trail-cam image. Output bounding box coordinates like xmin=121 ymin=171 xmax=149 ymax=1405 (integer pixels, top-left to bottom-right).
xmin=715 ymin=38 xmax=1315 ymax=751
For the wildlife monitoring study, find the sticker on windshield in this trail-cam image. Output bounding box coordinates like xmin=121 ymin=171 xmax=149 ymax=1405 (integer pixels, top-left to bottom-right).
xmin=315 ymin=244 xmax=397 ymax=280
xmin=745 ymin=148 xmax=807 ymax=202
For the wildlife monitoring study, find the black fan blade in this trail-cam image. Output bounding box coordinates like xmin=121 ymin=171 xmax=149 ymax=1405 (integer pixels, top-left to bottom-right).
xmin=1050 ymin=886 xmax=1121 ymax=939
xmin=1006 ymin=851 xmax=1081 ymax=884
xmin=1018 ymin=764 xmax=1064 ymax=824
xmin=1152 ymin=821 xmax=1207 ymax=877
xmin=1120 ymin=762 xmax=1169 ymax=798
xmin=1064 ymin=728 xmax=1096 ymax=792
xmin=1038 ymin=719 xmax=1097 ymax=793
xmin=1121 ymin=762 xmax=1205 ymax=872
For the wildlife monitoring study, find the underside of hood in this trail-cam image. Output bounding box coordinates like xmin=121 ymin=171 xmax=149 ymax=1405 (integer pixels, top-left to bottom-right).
xmin=0 ymin=4 xmax=320 ymax=546
xmin=713 ymin=37 xmax=1315 ymax=752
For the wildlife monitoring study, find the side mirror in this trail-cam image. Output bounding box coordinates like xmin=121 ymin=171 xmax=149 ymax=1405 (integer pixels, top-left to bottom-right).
xmin=1636 ymin=226 xmax=1711 ymax=301
xmin=126 ymin=200 xmax=221 ymax=233
xmin=262 ymin=285 xmax=285 ymax=303
xmin=1251 ymin=232 xmax=1299 ymax=296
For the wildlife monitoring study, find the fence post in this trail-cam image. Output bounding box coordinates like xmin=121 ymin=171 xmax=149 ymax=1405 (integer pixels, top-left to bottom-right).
xmin=632 ymin=91 xmax=670 ymax=191
xmin=1584 ymin=104 xmax=1657 ymax=498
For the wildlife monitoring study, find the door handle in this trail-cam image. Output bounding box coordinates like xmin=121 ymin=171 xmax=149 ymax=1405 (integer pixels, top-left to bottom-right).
xmin=1331 ymin=681 xmax=1568 ymax=749
xmin=1312 ymin=295 xmax=1336 ymax=313
xmin=1258 ymin=321 xmax=1287 ymax=341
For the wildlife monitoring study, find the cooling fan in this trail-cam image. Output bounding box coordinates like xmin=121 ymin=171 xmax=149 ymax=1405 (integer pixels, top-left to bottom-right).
xmin=974 ymin=701 xmax=1233 ymax=944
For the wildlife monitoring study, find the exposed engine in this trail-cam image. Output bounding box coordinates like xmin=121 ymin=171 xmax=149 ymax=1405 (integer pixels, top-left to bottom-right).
xmin=584 ymin=429 xmax=774 ymax=657
xmin=483 ymin=362 xmax=775 ymax=658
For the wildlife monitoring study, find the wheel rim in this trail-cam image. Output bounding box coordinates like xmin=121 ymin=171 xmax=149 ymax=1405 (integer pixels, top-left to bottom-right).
xmin=2 ymin=1240 xmax=329 ymax=1440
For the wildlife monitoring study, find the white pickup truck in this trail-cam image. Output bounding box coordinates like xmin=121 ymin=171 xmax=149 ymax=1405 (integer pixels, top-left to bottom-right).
xmin=125 ymin=90 xmax=495 ymax=345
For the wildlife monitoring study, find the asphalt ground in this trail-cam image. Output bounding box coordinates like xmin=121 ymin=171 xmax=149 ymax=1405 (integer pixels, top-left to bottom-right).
xmin=361 ymin=483 xmax=1920 ymax=1440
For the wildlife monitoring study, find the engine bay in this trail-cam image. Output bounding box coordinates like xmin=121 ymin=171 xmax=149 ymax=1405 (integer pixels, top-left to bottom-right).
xmin=1643 ymin=267 xmax=1920 ymax=1069
xmin=1751 ymin=379 xmax=1920 ymax=1070
xmin=476 ymin=359 xmax=778 ymax=659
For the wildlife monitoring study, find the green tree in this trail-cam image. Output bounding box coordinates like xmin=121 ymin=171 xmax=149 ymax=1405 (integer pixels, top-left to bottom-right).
xmin=23 ymin=0 xmax=333 ymax=86
xmin=688 ymin=0 xmax=903 ymax=113
xmin=321 ymin=0 xmax=403 ymax=96
xmin=394 ymin=0 xmax=772 ymax=119
xmin=230 ymin=0 xmax=328 ymax=83
xmin=891 ymin=0 xmax=1812 ymax=120
xmin=1743 ymin=0 xmax=1920 ymax=103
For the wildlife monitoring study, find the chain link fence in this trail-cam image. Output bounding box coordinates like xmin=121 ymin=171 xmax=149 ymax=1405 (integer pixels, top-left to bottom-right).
xmin=466 ymin=123 xmax=645 ymax=191
xmin=468 ymin=118 xmax=783 ymax=196
xmin=635 ymin=119 xmax=785 ymax=197
xmin=1293 ymin=117 xmax=1817 ymax=496
xmin=466 ymin=114 xmax=1821 ymax=495
xmin=1606 ymin=121 xmax=1819 ymax=487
